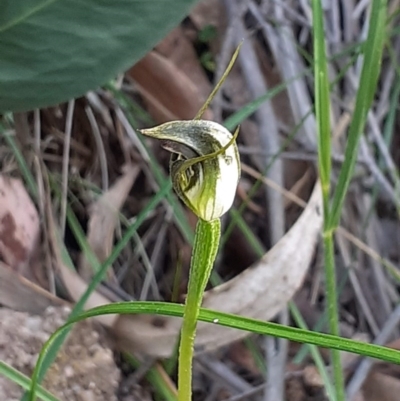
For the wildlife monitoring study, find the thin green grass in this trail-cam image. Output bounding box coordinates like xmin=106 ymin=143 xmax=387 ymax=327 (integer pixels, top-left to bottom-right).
xmin=328 ymin=0 xmax=388 ymax=228
xmin=29 ymin=300 xmax=400 ymax=401
xmin=1 ymin=129 xmax=37 ymax=198
xmin=0 ymin=361 xmax=59 ymax=401
xmin=312 ymin=1 xmax=387 ymax=400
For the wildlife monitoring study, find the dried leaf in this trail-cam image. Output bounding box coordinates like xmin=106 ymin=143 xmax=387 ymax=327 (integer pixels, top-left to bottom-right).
xmin=228 ymin=342 xmax=261 ymax=375
xmin=190 ymin=0 xmax=223 ymax=31
xmin=363 ymin=371 xmax=400 ymax=401
xmin=57 ymin=263 xmax=118 ymax=327
xmin=55 ymin=166 xmax=138 ymax=325
xmin=0 ymin=175 xmax=39 ymax=274
xmin=129 ymin=51 xmax=213 ymax=123
xmin=79 ymin=165 xmax=139 ymax=281
xmin=45 ymin=189 xmax=118 ymax=327
xmin=0 ymin=261 xmax=65 ymax=313
xmin=303 ymin=365 xmax=324 ymax=388
xmin=155 ymin=27 xmax=212 ymax=101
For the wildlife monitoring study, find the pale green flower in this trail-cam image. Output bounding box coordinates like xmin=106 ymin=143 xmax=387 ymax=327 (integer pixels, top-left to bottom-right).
xmin=140 ymin=120 xmax=240 ymax=221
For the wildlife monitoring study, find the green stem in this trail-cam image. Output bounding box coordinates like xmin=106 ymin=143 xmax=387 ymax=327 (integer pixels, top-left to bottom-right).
xmin=178 ymin=218 xmax=221 ymax=401
xmin=323 ymin=229 xmax=344 ymax=401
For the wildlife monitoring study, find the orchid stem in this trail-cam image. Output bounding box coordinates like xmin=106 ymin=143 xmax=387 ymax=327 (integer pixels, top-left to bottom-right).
xmin=178 ymin=218 xmax=221 ymax=401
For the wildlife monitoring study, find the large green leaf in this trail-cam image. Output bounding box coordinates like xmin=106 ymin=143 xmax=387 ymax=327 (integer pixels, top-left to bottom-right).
xmin=0 ymin=0 xmax=199 ymax=112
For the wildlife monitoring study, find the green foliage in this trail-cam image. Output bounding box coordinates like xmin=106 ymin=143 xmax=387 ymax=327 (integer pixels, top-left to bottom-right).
xmin=0 ymin=361 xmax=59 ymax=401
xmin=329 ymin=0 xmax=387 ymax=228
xmin=312 ymin=0 xmax=387 ymax=400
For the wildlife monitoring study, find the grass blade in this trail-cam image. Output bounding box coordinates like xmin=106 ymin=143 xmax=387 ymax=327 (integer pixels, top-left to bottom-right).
xmin=329 ymin=0 xmax=387 ymax=229
xmin=29 ymin=300 xmax=400 ymax=401
xmin=312 ymin=0 xmax=343 ymax=398
xmin=0 ymin=361 xmax=60 ymax=401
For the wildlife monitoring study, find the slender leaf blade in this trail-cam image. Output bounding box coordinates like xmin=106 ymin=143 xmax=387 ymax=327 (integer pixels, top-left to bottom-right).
xmin=329 ymin=0 xmax=387 ymax=228
xmin=312 ymin=0 xmax=331 ymax=211
xmin=30 ymin=300 xmax=400 ymax=401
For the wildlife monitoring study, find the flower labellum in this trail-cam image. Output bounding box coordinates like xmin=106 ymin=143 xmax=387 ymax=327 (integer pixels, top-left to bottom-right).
xmin=140 ymin=120 xmax=240 ymax=221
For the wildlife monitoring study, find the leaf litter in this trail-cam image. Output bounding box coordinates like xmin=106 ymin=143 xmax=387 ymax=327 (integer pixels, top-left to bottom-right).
xmin=2 ymin=1 xmax=400 ymax=400
xmin=0 ymin=175 xmax=39 ymax=275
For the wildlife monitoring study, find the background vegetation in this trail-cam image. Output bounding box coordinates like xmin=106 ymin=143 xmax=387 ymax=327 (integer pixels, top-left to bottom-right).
xmin=1 ymin=1 xmax=400 ymax=401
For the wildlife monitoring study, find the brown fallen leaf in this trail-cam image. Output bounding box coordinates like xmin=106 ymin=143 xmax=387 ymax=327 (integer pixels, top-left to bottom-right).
xmin=49 ymin=166 xmax=138 ymax=326
xmin=363 ymin=371 xmax=400 ymax=401
xmin=284 ymin=168 xmax=314 ymax=209
xmin=155 ymin=26 xmax=212 ymax=102
xmin=79 ymin=165 xmax=140 ymax=281
xmin=190 ymin=0 xmax=223 ymax=31
xmin=303 ymin=365 xmax=324 ymax=388
xmin=228 ymin=341 xmax=261 ymax=376
xmin=0 ymin=175 xmax=39 ymax=275
xmin=44 ymin=182 xmax=119 ymax=327
xmin=129 ymin=51 xmax=213 ymax=123
xmin=0 ymin=261 xmax=65 ymax=314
